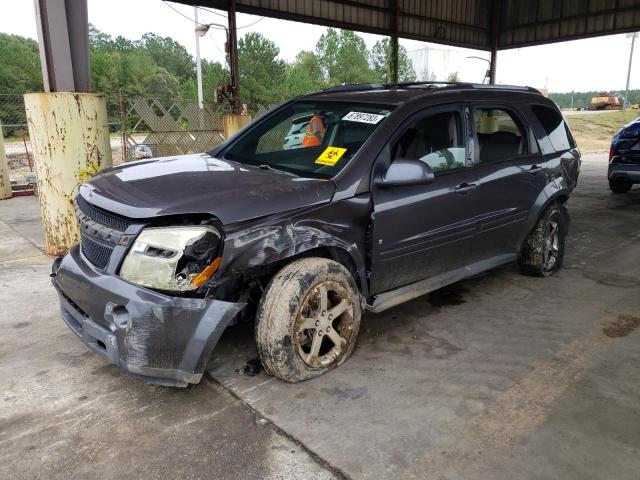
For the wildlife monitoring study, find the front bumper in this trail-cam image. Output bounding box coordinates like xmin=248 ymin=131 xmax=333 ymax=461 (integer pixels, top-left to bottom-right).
xmin=53 ymin=245 xmax=244 ymax=387
xmin=608 ymin=163 xmax=640 ymax=182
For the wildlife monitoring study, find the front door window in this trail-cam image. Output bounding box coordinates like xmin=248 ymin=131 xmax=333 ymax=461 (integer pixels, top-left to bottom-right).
xmin=392 ymin=111 xmax=465 ymax=173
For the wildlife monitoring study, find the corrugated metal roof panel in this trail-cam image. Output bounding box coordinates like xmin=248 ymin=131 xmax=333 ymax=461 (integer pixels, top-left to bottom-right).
xmin=500 ymin=0 xmax=640 ymax=48
xmin=181 ymin=0 xmax=493 ymax=49
xmin=180 ymin=0 xmax=640 ymax=50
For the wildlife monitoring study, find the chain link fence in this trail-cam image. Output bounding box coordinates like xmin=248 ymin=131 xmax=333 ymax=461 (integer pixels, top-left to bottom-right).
xmin=1 ymin=92 xmax=275 ymax=185
xmin=0 ymin=94 xmax=33 ymax=183
xmin=123 ymin=96 xmax=226 ymax=161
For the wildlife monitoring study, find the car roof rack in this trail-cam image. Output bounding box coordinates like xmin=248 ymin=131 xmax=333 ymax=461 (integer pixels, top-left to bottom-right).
xmin=320 ymin=83 xmax=387 ymax=92
xmin=466 ymin=83 xmax=542 ymax=94
xmin=320 ymin=81 xmax=541 ymax=95
xmin=320 ymin=81 xmax=452 ymax=93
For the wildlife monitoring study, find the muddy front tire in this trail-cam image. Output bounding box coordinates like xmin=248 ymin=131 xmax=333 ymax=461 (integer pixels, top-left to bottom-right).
xmin=519 ymin=202 xmax=568 ymax=277
xmin=255 ymin=258 xmax=362 ymax=383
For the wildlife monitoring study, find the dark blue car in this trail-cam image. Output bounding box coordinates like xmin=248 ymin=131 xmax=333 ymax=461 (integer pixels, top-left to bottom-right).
xmin=609 ymin=118 xmax=640 ymax=192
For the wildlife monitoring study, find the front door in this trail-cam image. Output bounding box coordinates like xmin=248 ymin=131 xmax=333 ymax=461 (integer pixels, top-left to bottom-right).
xmin=370 ymin=106 xmax=478 ymax=295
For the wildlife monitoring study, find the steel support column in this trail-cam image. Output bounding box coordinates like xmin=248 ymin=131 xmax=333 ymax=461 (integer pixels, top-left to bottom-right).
xmin=488 ymin=0 xmax=500 ymax=84
xmin=489 ymin=48 xmax=497 ymax=84
xmin=228 ymin=0 xmax=241 ymax=113
xmin=389 ymin=0 xmax=399 ymax=83
xmin=33 ymin=0 xmax=90 ymax=92
xmin=25 ymin=93 xmax=112 ymax=255
xmin=29 ymin=0 xmax=113 ymax=254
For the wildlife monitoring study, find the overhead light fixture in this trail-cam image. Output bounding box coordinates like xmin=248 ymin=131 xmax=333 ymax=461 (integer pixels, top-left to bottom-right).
xmin=195 ymin=23 xmax=228 ymax=38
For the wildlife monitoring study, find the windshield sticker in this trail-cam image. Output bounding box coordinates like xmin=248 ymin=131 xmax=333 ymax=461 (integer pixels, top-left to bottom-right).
xmin=315 ymin=146 xmax=347 ymax=166
xmin=342 ymin=111 xmax=386 ymax=124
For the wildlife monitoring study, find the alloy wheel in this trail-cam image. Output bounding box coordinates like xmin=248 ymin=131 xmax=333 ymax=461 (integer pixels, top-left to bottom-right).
xmin=543 ymin=218 xmax=560 ymax=271
xmin=294 ymin=281 xmax=357 ymax=368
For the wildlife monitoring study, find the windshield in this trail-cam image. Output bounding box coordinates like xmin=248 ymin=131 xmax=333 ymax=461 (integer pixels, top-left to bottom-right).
xmin=221 ymin=101 xmax=394 ymax=179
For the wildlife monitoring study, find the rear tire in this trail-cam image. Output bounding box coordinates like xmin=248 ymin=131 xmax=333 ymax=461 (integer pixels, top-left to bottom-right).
xmin=609 ymin=179 xmax=633 ymax=193
xmin=519 ymin=202 xmax=568 ymax=277
xmin=255 ymin=257 xmax=362 ymax=383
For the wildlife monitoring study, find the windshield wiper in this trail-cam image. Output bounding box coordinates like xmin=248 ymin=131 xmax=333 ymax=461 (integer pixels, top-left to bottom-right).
xmin=257 ymin=164 xmax=296 ymax=176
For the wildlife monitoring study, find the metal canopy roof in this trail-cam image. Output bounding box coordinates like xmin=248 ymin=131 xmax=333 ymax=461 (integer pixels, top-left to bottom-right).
xmin=176 ymin=0 xmax=640 ymax=51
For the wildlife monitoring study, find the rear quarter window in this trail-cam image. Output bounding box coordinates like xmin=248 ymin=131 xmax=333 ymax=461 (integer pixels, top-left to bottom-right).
xmin=531 ymin=105 xmax=576 ymax=152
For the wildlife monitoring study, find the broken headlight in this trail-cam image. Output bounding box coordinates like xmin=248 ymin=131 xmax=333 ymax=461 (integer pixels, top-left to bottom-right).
xmin=119 ymin=226 xmax=221 ymax=292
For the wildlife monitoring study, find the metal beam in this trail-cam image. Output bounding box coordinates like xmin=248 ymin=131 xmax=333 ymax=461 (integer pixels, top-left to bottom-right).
xmin=227 ymin=0 xmax=241 ymax=114
xmin=33 ymin=0 xmax=90 ymax=92
xmin=389 ymin=0 xmax=399 ymax=83
xmin=489 ymin=0 xmax=500 ymax=84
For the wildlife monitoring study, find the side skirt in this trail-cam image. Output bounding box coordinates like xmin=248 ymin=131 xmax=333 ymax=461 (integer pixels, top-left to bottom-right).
xmin=367 ymin=254 xmax=517 ymax=313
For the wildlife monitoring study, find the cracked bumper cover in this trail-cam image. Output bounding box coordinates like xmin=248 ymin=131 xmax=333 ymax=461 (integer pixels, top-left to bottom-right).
xmin=53 ymin=245 xmax=245 ymax=387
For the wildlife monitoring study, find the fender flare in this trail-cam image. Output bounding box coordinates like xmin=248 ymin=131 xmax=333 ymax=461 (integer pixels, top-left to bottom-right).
xmin=515 ymin=178 xmax=571 ymax=250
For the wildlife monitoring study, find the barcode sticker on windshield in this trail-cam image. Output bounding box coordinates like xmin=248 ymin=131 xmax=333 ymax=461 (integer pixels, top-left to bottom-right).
xmin=342 ymin=111 xmax=386 ymax=124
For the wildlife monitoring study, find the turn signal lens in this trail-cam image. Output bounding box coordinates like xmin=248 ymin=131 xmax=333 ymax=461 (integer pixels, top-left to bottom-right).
xmin=191 ymin=257 xmax=222 ymax=288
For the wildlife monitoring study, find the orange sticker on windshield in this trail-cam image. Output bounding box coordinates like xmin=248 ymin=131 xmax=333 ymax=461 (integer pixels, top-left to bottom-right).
xmin=315 ymin=146 xmax=347 ymax=166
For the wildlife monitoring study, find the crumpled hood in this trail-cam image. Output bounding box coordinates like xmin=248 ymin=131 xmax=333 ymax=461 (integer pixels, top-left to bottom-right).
xmin=80 ymin=153 xmax=335 ymax=225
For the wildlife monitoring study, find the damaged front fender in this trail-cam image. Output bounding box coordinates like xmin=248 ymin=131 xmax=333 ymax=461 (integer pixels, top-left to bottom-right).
xmin=217 ymin=196 xmax=372 ymax=299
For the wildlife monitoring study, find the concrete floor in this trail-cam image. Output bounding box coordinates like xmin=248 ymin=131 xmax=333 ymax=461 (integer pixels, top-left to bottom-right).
xmin=1 ymin=153 xmax=639 ymax=479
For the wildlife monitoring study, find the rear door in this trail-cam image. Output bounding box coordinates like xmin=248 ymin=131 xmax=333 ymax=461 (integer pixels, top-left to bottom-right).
xmin=468 ymin=104 xmax=548 ymax=260
xmin=369 ymin=105 xmax=479 ymax=294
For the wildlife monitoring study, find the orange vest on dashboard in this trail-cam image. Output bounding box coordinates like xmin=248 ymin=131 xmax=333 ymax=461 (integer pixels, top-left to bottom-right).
xmin=302 ymin=115 xmax=325 ymax=147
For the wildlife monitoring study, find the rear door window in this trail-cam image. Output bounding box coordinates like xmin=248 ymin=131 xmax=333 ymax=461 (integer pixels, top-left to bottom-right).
xmin=531 ymin=105 xmax=575 ymax=152
xmin=472 ymin=108 xmax=527 ymax=163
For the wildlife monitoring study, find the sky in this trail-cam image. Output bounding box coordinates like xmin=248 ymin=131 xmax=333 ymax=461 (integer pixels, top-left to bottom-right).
xmin=2 ymin=0 xmax=640 ymax=93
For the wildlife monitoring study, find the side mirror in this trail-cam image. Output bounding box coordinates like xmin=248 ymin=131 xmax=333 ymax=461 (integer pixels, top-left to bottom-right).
xmin=378 ymin=159 xmax=435 ymax=187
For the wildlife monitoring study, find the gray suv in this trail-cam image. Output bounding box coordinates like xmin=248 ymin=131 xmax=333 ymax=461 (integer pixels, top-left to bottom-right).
xmin=52 ymin=82 xmax=580 ymax=386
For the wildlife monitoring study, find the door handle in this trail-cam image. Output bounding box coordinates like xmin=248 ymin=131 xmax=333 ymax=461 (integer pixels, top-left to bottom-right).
xmin=455 ymin=183 xmax=477 ymax=194
xmin=528 ymin=164 xmax=543 ymax=174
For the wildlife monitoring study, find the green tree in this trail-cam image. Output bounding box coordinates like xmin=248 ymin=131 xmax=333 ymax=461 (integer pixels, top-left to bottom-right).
xmin=0 ymin=33 xmax=43 ymax=94
xmin=111 ymin=35 xmax=136 ymax=53
xmin=141 ymin=33 xmax=195 ymax=82
xmin=316 ymin=29 xmax=376 ymax=85
xmin=238 ymin=32 xmax=286 ymax=106
xmin=179 ymin=60 xmax=227 ymax=103
xmin=282 ymin=51 xmax=326 ymax=97
xmin=446 ymin=71 xmax=460 ymax=82
xmin=143 ymin=67 xmax=180 ymax=105
xmin=369 ymin=38 xmax=417 ymax=83
xmin=284 ymin=63 xmax=314 ymax=97
xmin=89 ymin=25 xmax=113 ymax=49
xmin=295 ymin=51 xmax=325 ymax=90
xmin=0 ymin=33 xmax=43 ymax=129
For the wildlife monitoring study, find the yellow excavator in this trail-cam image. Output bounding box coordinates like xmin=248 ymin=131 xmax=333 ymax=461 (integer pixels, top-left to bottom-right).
xmin=590 ymin=93 xmax=622 ymax=110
